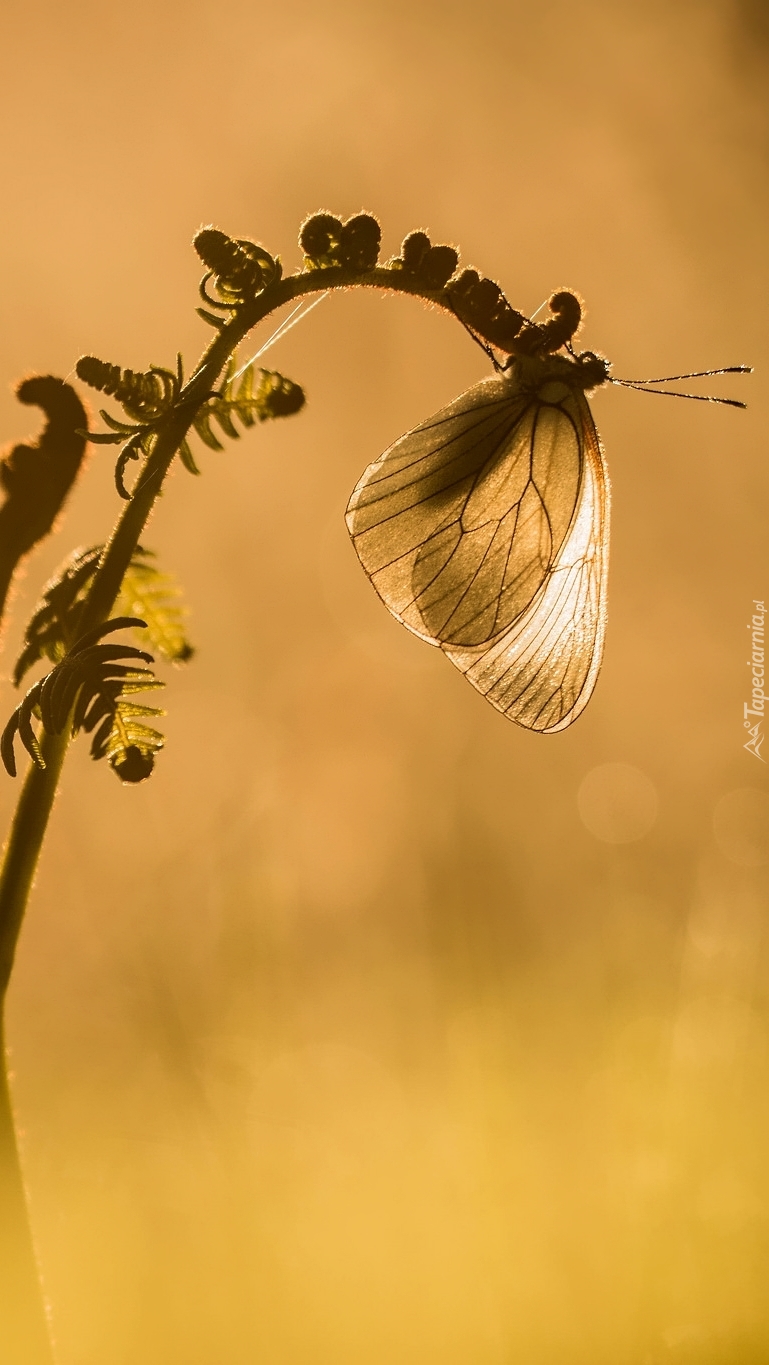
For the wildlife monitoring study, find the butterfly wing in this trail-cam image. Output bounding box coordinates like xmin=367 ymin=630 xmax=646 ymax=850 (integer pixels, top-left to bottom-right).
xmin=442 ymin=389 xmax=610 ymax=732
xmin=346 ymin=373 xmax=582 ymax=649
xmin=346 ymin=373 xmax=609 ymax=732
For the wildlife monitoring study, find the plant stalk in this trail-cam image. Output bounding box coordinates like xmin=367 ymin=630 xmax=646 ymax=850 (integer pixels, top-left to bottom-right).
xmin=0 ymin=727 xmax=69 ymax=1363
xmin=0 ymin=1010 xmax=56 ymax=1364
xmin=0 ymin=256 xmax=465 ymax=1360
xmin=0 ymin=256 xmax=455 ymax=1035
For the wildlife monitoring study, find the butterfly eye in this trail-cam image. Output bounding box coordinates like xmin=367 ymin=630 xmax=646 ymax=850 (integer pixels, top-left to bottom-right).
xmin=576 ymin=352 xmax=611 ymax=387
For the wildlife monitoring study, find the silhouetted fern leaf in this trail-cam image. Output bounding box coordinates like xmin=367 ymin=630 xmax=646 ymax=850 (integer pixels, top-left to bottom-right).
xmin=2 ymin=617 xmax=165 ymax=782
xmin=193 ymin=229 xmax=281 ymax=312
xmin=15 ymin=544 xmax=193 ymax=685
xmin=14 ymin=546 xmax=103 ymax=685
xmin=0 ymin=376 xmax=89 ymax=631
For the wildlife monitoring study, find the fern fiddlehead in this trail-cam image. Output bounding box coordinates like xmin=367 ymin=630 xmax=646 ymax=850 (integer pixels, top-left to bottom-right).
xmin=75 ymin=353 xmax=184 ymax=498
xmin=78 ymin=332 xmax=304 ymax=493
xmin=194 ymin=228 xmax=282 ymax=327
xmin=75 ymin=357 xmax=180 ymax=423
xmin=298 ymin=212 xmax=381 ymax=272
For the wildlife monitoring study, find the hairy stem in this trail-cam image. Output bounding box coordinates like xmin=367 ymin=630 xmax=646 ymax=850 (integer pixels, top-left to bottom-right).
xmin=0 ymin=728 xmax=69 ymax=1361
xmin=0 ymin=729 xmax=69 ymax=997
xmin=1 ymin=262 xmax=449 ymax=977
xmin=0 ymin=257 xmax=468 ymax=1357
xmin=0 ymin=1006 xmax=56 ymax=1364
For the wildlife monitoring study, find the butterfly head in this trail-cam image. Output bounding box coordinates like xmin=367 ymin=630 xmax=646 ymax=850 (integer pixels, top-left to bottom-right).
xmin=571 ymin=349 xmax=611 ymax=390
xmin=509 ymin=346 xmax=611 ymax=403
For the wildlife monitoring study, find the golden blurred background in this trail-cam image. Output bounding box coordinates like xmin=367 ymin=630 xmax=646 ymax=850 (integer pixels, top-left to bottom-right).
xmin=1 ymin=1 xmax=768 ymax=1361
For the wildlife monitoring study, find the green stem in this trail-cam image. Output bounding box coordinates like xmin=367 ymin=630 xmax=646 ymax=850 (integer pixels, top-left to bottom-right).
xmin=0 ymin=257 xmax=465 ymax=1359
xmin=0 ymin=729 xmax=69 ymax=1362
xmin=0 ymin=729 xmax=69 ymax=998
xmin=1 ymin=262 xmax=446 ymax=986
xmin=0 ymin=1005 xmax=56 ymax=1364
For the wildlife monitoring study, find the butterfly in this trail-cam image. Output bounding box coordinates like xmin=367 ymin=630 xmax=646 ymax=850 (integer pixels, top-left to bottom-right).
xmin=345 ymin=291 xmax=748 ymax=733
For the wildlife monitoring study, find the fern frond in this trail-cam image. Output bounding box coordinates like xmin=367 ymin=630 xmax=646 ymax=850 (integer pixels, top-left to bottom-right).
xmin=299 ymin=212 xmax=381 ymax=272
xmin=85 ymin=688 xmax=166 ymax=784
xmin=14 ymin=546 xmax=103 ymax=684
xmin=15 ymin=545 xmax=193 ymax=685
xmin=115 ymin=549 xmax=193 ymax=663
xmin=76 ymin=357 xmax=180 ymax=424
xmin=185 ymin=358 xmax=305 ymax=459
xmin=2 ymin=616 xmax=165 ymax=782
xmin=178 ymin=438 xmax=201 ymax=476
xmin=193 ymin=229 xmax=281 ymax=309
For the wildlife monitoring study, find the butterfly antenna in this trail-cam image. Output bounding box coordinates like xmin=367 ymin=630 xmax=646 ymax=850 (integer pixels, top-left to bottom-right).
xmin=611 ymin=384 xmax=747 ymax=408
xmin=616 ymin=366 xmax=752 ymax=384
xmin=610 ymin=365 xmax=752 ymax=409
xmin=230 ymin=292 xmax=330 ymax=382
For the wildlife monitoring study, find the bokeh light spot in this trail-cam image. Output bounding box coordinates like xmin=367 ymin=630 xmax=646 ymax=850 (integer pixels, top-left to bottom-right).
xmin=712 ymin=787 xmax=769 ymax=867
xmin=577 ymin=762 xmax=658 ymax=844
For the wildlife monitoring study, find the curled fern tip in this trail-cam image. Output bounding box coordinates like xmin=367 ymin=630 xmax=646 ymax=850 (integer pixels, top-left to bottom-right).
xmin=194 ymin=228 xmax=281 ymax=310
xmin=299 ymin=211 xmax=380 ymax=272
xmin=110 ymin=745 xmax=155 ymax=784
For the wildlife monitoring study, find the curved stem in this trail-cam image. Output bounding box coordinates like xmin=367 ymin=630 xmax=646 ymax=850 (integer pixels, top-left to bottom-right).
xmin=0 ymin=262 xmax=454 ymax=967
xmin=0 ymin=729 xmax=69 ymax=1360
xmin=0 ymin=258 xmax=475 ymax=1362
xmin=71 ymin=265 xmax=457 ymax=640
xmin=0 ymin=729 xmax=69 ymax=998
xmin=0 ymin=258 xmax=467 ymax=1013
xmin=262 ymin=263 xmax=458 ymax=314
xmin=0 ymin=737 xmax=66 ymax=1363
xmin=0 ymin=1011 xmax=56 ymax=1364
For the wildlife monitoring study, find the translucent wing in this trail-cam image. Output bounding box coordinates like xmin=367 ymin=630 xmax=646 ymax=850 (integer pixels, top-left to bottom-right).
xmin=346 ymin=374 xmax=582 ymax=649
xmin=442 ymin=391 xmax=609 ymax=732
xmin=346 ymin=374 xmax=609 ymax=732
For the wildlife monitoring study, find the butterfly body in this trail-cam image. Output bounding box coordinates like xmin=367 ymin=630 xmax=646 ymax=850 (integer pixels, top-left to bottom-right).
xmin=346 ymin=320 xmax=612 ymax=733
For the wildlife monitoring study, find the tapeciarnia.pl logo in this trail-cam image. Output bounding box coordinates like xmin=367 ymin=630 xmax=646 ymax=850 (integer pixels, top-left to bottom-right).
xmin=744 ymin=599 xmax=766 ymax=762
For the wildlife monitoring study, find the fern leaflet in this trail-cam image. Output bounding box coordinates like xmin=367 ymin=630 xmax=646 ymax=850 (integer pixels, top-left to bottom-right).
xmin=16 ymin=545 xmax=193 ymax=686
xmin=179 ymin=358 xmax=305 ymax=466
xmin=85 ymin=676 xmax=166 ymax=784
xmin=115 ymin=549 xmax=193 ymax=663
